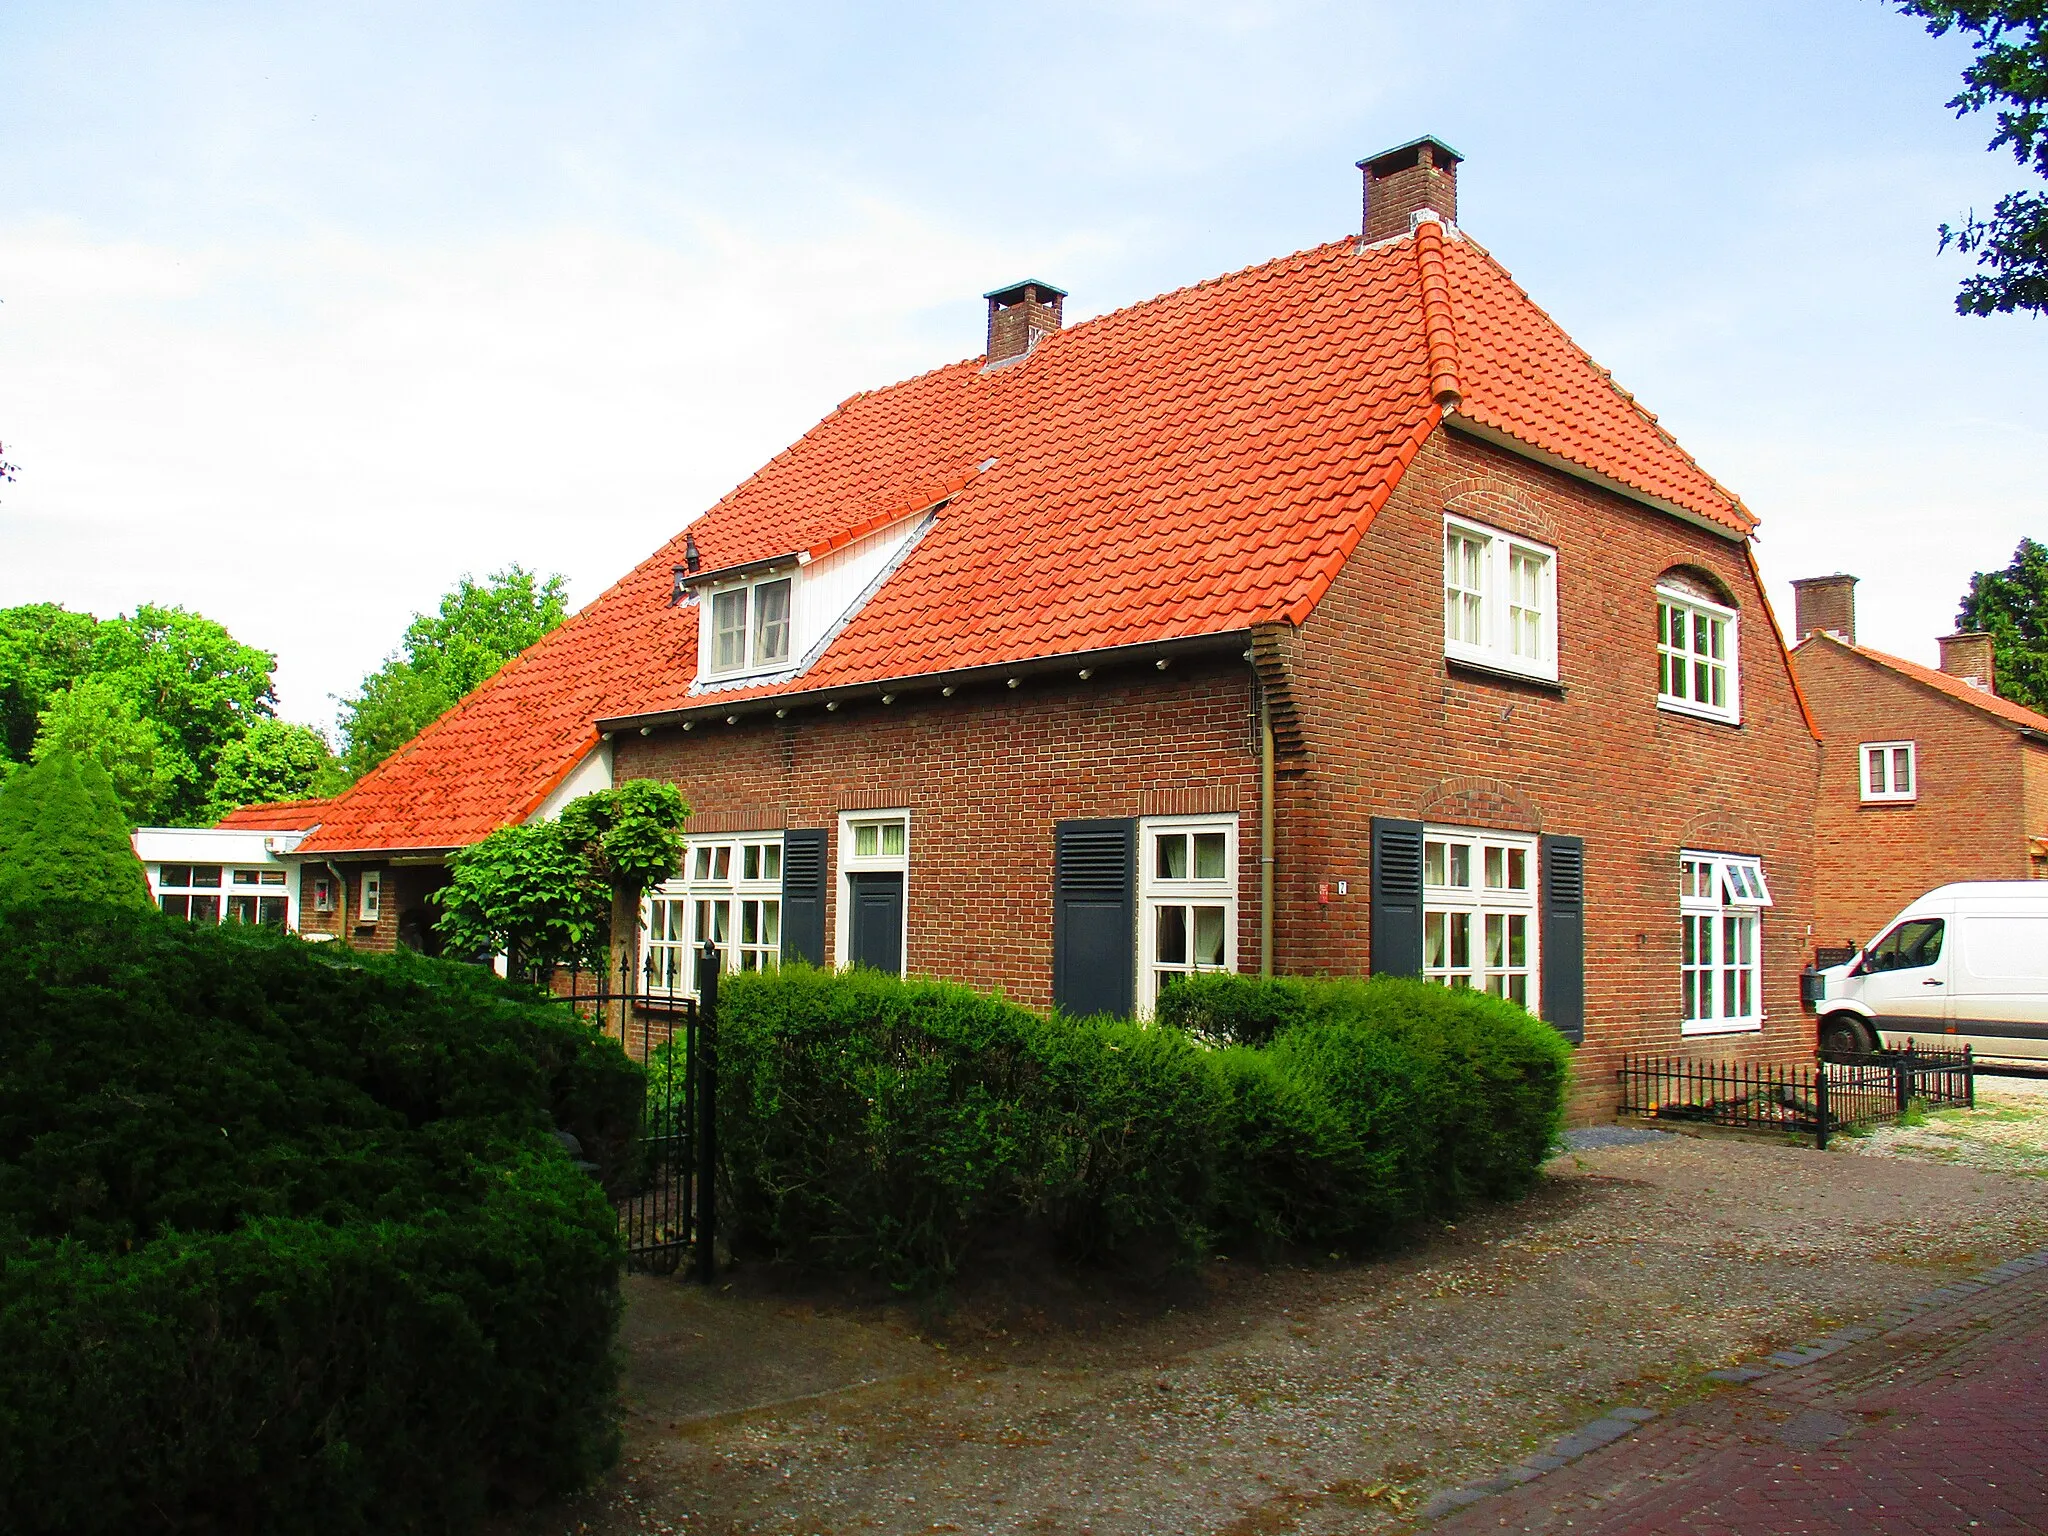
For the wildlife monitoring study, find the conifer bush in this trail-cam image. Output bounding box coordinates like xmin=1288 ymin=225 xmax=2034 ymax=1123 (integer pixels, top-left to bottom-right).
xmin=0 ymin=903 xmax=641 ymax=1535
xmin=0 ymin=747 xmax=152 ymax=910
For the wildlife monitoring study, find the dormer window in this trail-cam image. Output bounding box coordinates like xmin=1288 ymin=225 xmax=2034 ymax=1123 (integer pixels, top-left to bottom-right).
xmin=706 ymin=574 xmax=793 ymax=676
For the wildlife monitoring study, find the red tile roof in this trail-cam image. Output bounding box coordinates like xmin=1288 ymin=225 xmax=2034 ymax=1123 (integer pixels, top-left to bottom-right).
xmin=212 ymin=797 xmax=332 ymax=831
xmin=300 ymin=222 xmax=1757 ymax=855
xmin=1806 ymin=634 xmax=2048 ymax=735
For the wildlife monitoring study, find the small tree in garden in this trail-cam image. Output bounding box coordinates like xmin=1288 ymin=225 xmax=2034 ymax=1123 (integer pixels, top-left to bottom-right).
xmin=432 ymin=779 xmax=687 ymax=999
xmin=0 ymin=747 xmax=153 ymax=910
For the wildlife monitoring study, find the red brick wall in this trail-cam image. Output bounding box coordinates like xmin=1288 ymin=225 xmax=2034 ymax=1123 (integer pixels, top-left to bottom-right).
xmin=291 ymin=859 xmax=439 ymax=953
xmin=2027 ymin=744 xmax=2048 ymax=879
xmin=613 ymin=426 xmax=1819 ymax=1125
xmin=1792 ymin=637 xmax=2033 ymax=947
xmin=1277 ymin=431 xmax=1820 ymax=1120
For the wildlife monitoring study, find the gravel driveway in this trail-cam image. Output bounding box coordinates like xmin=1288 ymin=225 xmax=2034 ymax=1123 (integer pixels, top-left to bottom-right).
xmin=497 ymin=1123 xmax=2048 ymax=1536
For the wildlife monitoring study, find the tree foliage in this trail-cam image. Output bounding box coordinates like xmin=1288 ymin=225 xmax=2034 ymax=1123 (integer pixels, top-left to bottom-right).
xmin=1897 ymin=3 xmax=2048 ymax=315
xmin=0 ymin=747 xmax=154 ymax=910
xmin=0 ymin=604 xmax=99 ymax=765
xmin=432 ymin=779 xmax=686 ymax=985
xmin=32 ymin=676 xmax=176 ymax=825
xmin=202 ymin=719 xmax=337 ymax=822
xmin=1958 ymin=535 xmax=2048 ymax=710
xmin=334 ymin=566 xmax=569 ymax=784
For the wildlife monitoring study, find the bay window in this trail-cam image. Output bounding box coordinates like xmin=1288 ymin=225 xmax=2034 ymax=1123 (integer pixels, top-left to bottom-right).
xmin=1422 ymin=826 xmax=1539 ymax=1007
xmin=1679 ymin=850 xmax=1770 ymax=1034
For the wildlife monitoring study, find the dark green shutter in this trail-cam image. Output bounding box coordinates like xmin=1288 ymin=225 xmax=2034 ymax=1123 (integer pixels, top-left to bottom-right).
xmin=780 ymin=828 xmax=828 ymax=966
xmin=1053 ymin=818 xmax=1135 ymax=1018
xmin=1370 ymin=817 xmax=1425 ymax=978
xmin=1540 ymin=834 xmax=1585 ymax=1045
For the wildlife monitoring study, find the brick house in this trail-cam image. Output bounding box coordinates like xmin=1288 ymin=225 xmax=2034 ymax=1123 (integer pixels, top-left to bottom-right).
xmin=1789 ymin=573 xmax=2048 ymax=951
xmin=279 ymin=138 xmax=1819 ymax=1118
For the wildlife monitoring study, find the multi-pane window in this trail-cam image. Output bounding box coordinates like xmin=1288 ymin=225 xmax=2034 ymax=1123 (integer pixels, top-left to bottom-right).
xmin=1422 ymin=826 xmax=1538 ymax=1008
xmin=1656 ymin=589 xmax=1739 ymax=723
xmin=1139 ymin=816 xmax=1237 ymax=1014
xmin=646 ymin=836 xmax=784 ymax=993
xmin=1679 ymin=850 xmax=1771 ymax=1034
xmin=156 ymin=865 xmax=288 ymax=927
xmin=1861 ymin=741 xmax=1917 ymax=803
xmin=1442 ymin=516 xmax=1558 ymax=682
xmin=704 ymin=574 xmax=795 ymax=676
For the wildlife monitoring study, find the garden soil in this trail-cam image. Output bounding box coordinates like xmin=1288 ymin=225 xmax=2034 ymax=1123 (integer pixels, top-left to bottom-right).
xmin=493 ymin=1117 xmax=2048 ymax=1536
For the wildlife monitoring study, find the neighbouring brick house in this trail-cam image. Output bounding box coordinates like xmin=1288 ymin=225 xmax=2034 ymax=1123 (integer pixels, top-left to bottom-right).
xmin=1790 ymin=573 xmax=2048 ymax=951
xmin=265 ymin=138 xmax=1819 ymax=1119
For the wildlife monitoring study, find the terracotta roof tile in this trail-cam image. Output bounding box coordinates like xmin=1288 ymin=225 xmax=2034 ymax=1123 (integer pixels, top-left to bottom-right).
xmin=212 ymin=797 xmax=331 ymax=831
xmin=301 ymin=224 xmax=1757 ymax=854
xmin=1814 ymin=635 xmax=2048 ymax=735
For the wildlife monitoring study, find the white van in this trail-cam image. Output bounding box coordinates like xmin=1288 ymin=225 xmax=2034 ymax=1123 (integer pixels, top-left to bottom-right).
xmin=1810 ymin=883 xmax=2048 ymax=1062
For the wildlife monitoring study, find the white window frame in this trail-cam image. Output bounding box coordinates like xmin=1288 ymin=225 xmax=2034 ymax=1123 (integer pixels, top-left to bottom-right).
xmin=359 ymin=870 xmax=382 ymax=924
xmin=833 ymin=810 xmax=910 ymax=974
xmin=1442 ymin=515 xmax=1559 ymax=684
xmin=151 ymin=863 xmax=292 ymax=929
xmin=1861 ymin=740 xmax=1918 ymax=803
xmin=1679 ymin=849 xmax=1771 ymax=1035
xmin=312 ymin=875 xmax=334 ymax=913
xmin=698 ymin=570 xmax=798 ymax=681
xmin=1138 ymin=814 xmax=1239 ymax=1017
xmin=1422 ymin=824 xmax=1540 ymax=1010
xmin=645 ymin=833 xmax=786 ymax=995
xmin=1656 ymin=587 xmax=1740 ymax=725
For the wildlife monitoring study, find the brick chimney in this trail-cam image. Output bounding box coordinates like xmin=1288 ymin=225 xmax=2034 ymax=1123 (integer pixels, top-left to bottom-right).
xmin=1358 ymin=136 xmax=1463 ymax=243
xmin=1791 ymin=573 xmax=1858 ymax=643
xmin=984 ymin=280 xmax=1066 ymax=366
xmin=1938 ymin=631 xmax=1996 ymax=692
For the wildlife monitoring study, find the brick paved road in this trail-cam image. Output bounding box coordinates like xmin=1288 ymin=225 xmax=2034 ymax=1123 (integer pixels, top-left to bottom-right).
xmin=1433 ymin=1262 xmax=2048 ymax=1533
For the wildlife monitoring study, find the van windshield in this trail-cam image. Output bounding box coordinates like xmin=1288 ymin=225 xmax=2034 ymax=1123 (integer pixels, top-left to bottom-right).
xmin=1859 ymin=918 xmax=1945 ymax=974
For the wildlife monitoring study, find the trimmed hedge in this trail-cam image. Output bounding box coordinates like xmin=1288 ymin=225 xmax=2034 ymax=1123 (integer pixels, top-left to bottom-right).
xmin=0 ymin=903 xmax=643 ymax=1535
xmin=717 ymin=966 xmax=1570 ymax=1288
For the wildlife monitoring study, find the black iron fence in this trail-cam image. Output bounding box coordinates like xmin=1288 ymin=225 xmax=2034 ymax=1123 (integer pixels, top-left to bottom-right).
xmin=555 ymin=943 xmax=721 ymax=1279
xmin=1617 ymin=1042 xmax=1974 ymax=1148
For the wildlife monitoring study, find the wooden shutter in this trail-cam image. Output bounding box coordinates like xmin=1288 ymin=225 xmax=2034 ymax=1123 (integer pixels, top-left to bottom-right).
xmin=780 ymin=829 xmax=828 ymax=966
xmin=1052 ymin=818 xmax=1135 ymax=1018
xmin=1540 ymin=834 xmax=1585 ymax=1045
xmin=1370 ymin=817 xmax=1424 ymax=978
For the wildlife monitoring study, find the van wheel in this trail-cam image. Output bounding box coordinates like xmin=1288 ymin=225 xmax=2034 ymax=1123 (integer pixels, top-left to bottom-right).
xmin=1819 ymin=1014 xmax=1874 ymax=1058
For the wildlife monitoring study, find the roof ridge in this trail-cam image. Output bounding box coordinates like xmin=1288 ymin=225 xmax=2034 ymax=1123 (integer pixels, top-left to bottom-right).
xmin=1452 ymin=236 xmax=1754 ymax=531
xmin=1843 ymin=636 xmax=2048 ymax=732
xmin=1413 ymin=220 xmax=1462 ymax=412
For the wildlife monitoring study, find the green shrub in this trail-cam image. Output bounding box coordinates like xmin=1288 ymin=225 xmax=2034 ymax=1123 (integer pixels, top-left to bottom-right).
xmin=0 ymin=747 xmax=152 ymax=910
xmin=1154 ymin=970 xmax=1310 ymax=1046
xmin=0 ymin=903 xmax=641 ymax=1534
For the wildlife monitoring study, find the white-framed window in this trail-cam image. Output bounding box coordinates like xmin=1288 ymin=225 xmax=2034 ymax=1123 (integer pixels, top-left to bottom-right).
xmin=312 ymin=876 xmax=334 ymax=913
xmin=834 ymin=810 xmax=911 ymax=974
xmin=1139 ymin=815 xmax=1238 ymax=1015
xmin=1442 ymin=516 xmax=1559 ymax=682
xmin=702 ymin=572 xmax=795 ymax=678
xmin=1861 ymin=741 xmax=1917 ymax=803
xmin=1657 ymin=588 xmax=1740 ymax=724
xmin=154 ymin=864 xmax=289 ymax=927
xmin=1422 ymin=825 xmax=1539 ymax=1008
xmin=646 ymin=834 xmax=785 ymax=994
xmin=359 ymin=870 xmax=382 ymax=924
xmin=1679 ymin=850 xmax=1771 ymax=1034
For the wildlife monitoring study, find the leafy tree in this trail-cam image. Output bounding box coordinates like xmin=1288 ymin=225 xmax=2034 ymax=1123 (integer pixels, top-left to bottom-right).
xmin=1958 ymin=536 xmax=2048 ymax=710
xmin=203 ymin=720 xmax=337 ymax=822
xmin=33 ymin=676 xmax=177 ymax=826
xmin=0 ymin=747 xmax=154 ymax=909
xmin=432 ymin=780 xmax=686 ymax=992
xmin=336 ymin=566 xmax=570 ymax=783
xmin=0 ymin=603 xmax=99 ymax=765
xmin=1896 ymin=3 xmax=2048 ymax=315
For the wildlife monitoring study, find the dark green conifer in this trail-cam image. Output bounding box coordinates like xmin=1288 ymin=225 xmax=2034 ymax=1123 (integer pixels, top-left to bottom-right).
xmin=0 ymin=746 xmax=153 ymax=909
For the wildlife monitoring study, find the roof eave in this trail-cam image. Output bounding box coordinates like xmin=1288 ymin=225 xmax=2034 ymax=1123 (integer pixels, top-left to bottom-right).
xmin=1442 ymin=412 xmax=1751 ymax=544
xmin=597 ymin=630 xmax=1256 ymax=735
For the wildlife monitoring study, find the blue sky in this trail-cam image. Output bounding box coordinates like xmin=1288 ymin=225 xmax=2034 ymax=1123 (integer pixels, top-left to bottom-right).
xmin=1 ymin=1 xmax=2041 ymax=728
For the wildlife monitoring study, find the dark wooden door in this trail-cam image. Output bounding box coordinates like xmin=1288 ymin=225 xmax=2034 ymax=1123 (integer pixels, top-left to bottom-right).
xmin=848 ymin=872 xmax=904 ymax=975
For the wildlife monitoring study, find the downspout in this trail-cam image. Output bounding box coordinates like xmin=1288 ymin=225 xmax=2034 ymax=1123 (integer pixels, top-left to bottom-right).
xmin=325 ymin=862 xmax=350 ymax=947
xmin=1259 ymin=685 xmax=1275 ymax=979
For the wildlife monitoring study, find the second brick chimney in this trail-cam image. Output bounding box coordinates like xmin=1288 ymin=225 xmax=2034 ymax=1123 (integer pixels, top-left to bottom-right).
xmin=1938 ymin=631 xmax=1996 ymax=692
xmin=1792 ymin=573 xmax=1858 ymax=643
xmin=984 ymin=280 xmax=1066 ymax=367
xmin=1358 ymin=136 xmax=1462 ymax=243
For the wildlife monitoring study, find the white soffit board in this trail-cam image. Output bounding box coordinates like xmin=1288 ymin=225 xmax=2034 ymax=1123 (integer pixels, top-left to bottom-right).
xmin=527 ymin=737 xmax=614 ymax=824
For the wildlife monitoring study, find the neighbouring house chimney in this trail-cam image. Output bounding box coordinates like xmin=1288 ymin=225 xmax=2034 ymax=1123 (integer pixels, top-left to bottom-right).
xmin=984 ymin=280 xmax=1066 ymax=366
xmin=1358 ymin=135 xmax=1463 ymax=243
xmin=1939 ymin=631 xmax=1996 ymax=692
xmin=1792 ymin=573 xmax=1858 ymax=643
